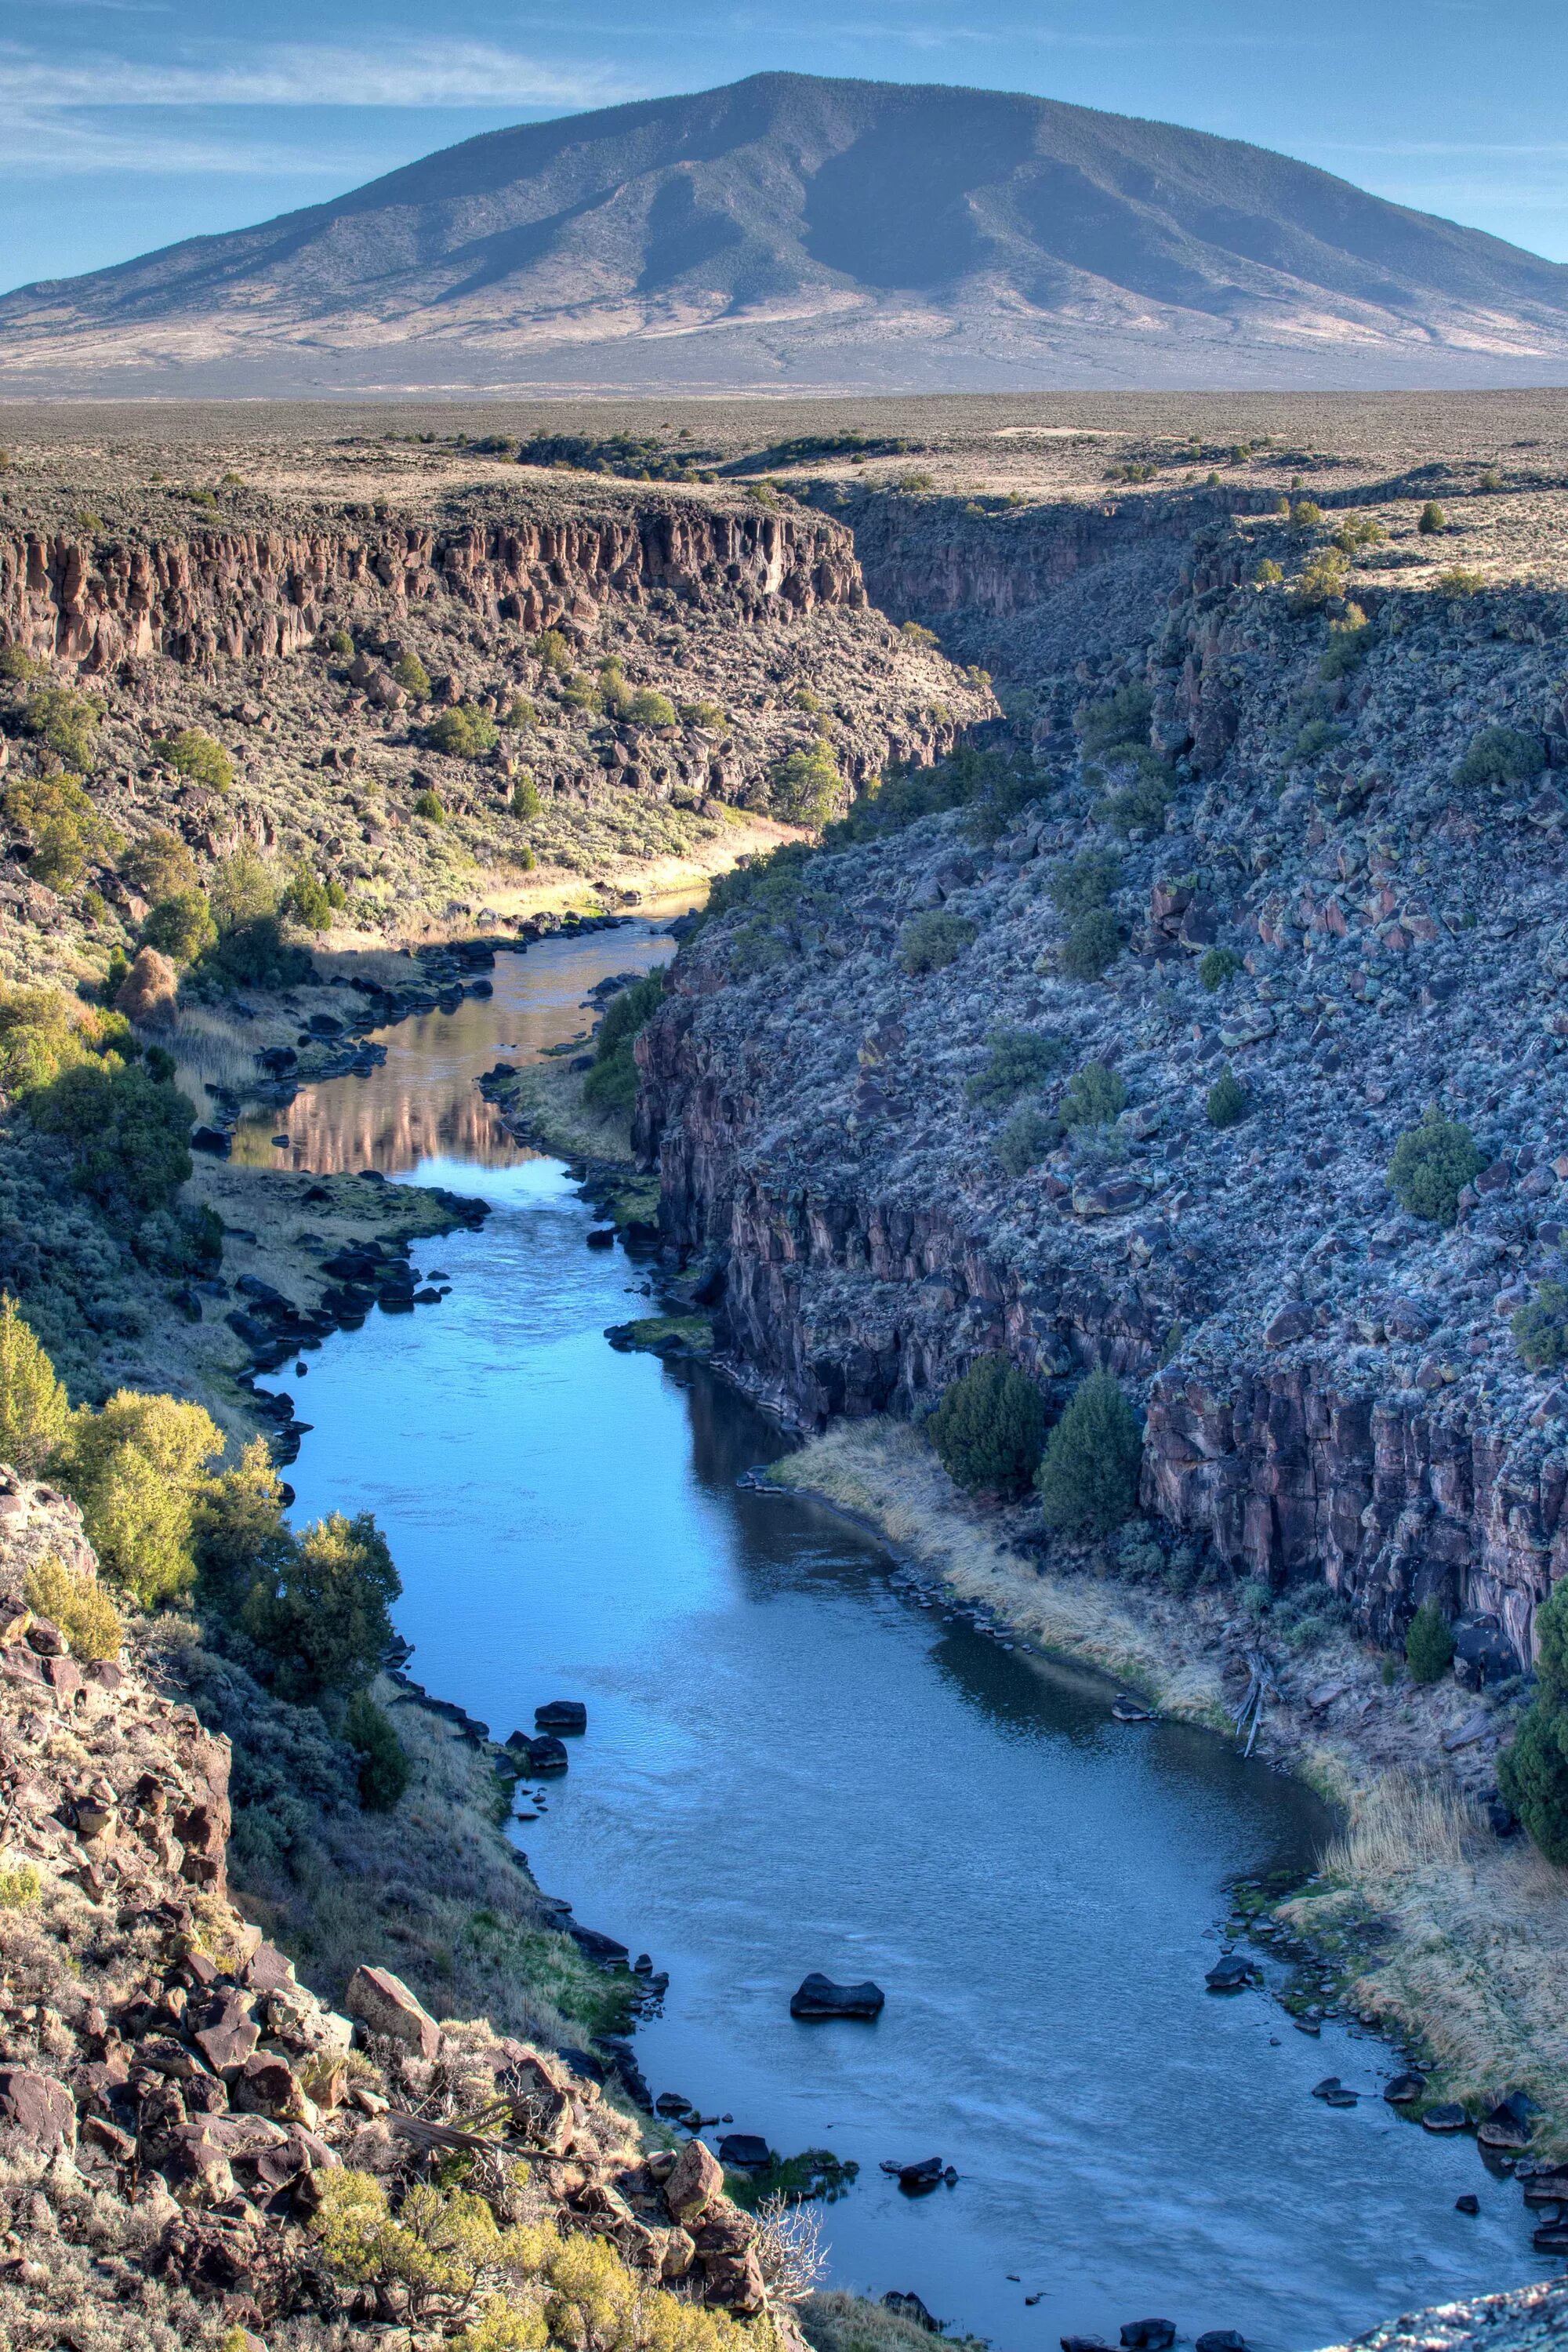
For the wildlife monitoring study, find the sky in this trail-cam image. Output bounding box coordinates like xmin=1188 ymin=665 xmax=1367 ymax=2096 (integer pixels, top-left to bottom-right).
xmin=3 ymin=0 xmax=1567 ymax=294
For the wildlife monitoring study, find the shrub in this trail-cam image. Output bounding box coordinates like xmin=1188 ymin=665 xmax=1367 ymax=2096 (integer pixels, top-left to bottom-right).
xmin=1076 ymin=683 xmax=1152 ymax=757
xmin=967 ymin=1027 xmax=1068 ymax=1108
xmin=1498 ymin=1581 xmax=1568 ymax=1863
xmin=510 ymin=775 xmax=542 ymax=820
xmin=1293 ymin=719 xmax=1344 ymax=763
xmin=1058 ymin=1062 xmax=1127 ymax=1130
xmin=1387 ymin=1110 xmax=1485 ymax=1225
xmin=210 ymin=847 xmax=279 ymax=930
xmin=201 ymin=913 xmax=313 ymax=989
xmin=501 ymin=695 xmax=535 ymax=728
xmin=23 ymin=684 xmax=101 ymax=769
xmin=898 ymin=909 xmax=976 ymax=975
xmin=0 ymin=984 xmax=93 ymax=1096
xmin=153 ymin=728 xmax=234 ymax=793
xmin=412 ymin=788 xmax=446 ymax=822
xmin=0 ymin=1294 xmax=71 ymax=1473
xmin=1436 ymin=568 xmax=1485 ymax=597
xmin=1290 ymin=500 xmax=1323 ymax=528
xmin=626 ymin=689 xmax=679 ymax=728
xmin=1334 ymin=517 xmax=1385 ymax=552
xmin=282 ymin=862 xmax=334 ymax=932
xmin=429 ymin=703 xmax=499 ymax=759
xmin=997 ymin=1106 xmax=1055 ymax=1176
xmin=929 ymin=1353 xmax=1047 ymax=1499
xmin=771 ymin=742 xmax=840 ymax=827
xmin=1513 ymin=1281 xmax=1568 ymax=1371
xmin=1207 ymin=1066 xmax=1249 ymax=1128
xmin=1199 ymin=947 xmax=1243 ymax=993
xmin=344 ymin=1688 xmax=411 ymax=1810
xmin=24 ymin=1553 xmax=123 ymax=1661
xmin=1048 ymin=851 xmax=1120 ymax=923
xmin=1418 ymin=501 xmax=1446 ymax=534
xmin=0 ymin=643 xmax=40 ymax=681
xmin=2 ymin=774 xmax=122 ymax=890
xmin=392 ymin=652 xmax=431 ymax=700
xmin=1036 ymin=1370 xmax=1143 ymax=1537
xmin=142 ymin=888 xmax=216 ymax=964
xmin=1289 ymin=549 xmax=1351 ymax=613
xmin=55 ymin=1390 xmax=223 ymax=1606
xmin=1254 ymin=558 xmax=1284 ymax=586
xmin=583 ymin=968 xmax=666 ymax=1113
xmin=1405 ymin=1597 xmax=1457 ymax=1683
xmin=1319 ymin=612 xmax=1372 ymax=680
xmin=245 ymin=1509 xmax=401 ymax=1699
xmin=1454 ymin=725 xmax=1541 ymax=791
xmin=534 ymin=628 xmax=571 ymax=672
xmin=1059 ymin=907 xmax=1122 ymax=980
xmin=31 ymin=1059 xmax=194 ymax=1220
xmin=1095 ymin=754 xmax=1174 ymax=839
xmin=326 ymin=627 xmax=354 ymax=658
xmin=194 ymin=1436 xmax=296 ymax=1601
xmin=681 ymin=699 xmax=725 ymax=728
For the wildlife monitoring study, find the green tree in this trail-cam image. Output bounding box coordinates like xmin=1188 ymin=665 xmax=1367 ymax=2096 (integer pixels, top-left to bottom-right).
xmin=1498 ymin=1580 xmax=1568 ymax=1863
xmin=0 ymin=985 xmax=91 ymax=1095
xmin=392 ymin=652 xmax=431 ymax=701
xmin=429 ymin=704 xmax=499 ymax=760
xmin=898 ymin=910 xmax=976 ymax=975
xmin=929 ymin=1354 xmax=1047 ymax=1499
xmin=1058 ymin=1062 xmax=1127 ymax=1130
xmin=326 ymin=627 xmax=354 ymax=658
xmin=23 ymin=685 xmax=102 ymax=770
xmin=1513 ymin=1282 xmax=1568 ymax=1372
xmin=1207 ymin=1066 xmax=1249 ymax=1128
xmin=245 ymin=1510 xmax=401 ymax=1700
xmin=210 ymin=848 xmax=279 ymax=931
xmin=1036 ymin=1370 xmax=1143 ymax=1538
xmin=510 ymin=775 xmax=542 ymax=820
xmin=153 ymin=728 xmax=234 ymax=792
xmin=626 ymin=689 xmax=678 ymax=728
xmin=56 ymin=1390 xmax=223 ymax=1606
xmin=31 ymin=1059 xmax=194 ymax=1220
xmin=1199 ymin=948 xmax=1243 ymax=993
xmin=967 ymin=1028 xmax=1068 ymax=1109
xmin=771 ymin=742 xmax=840 ymax=827
xmin=583 ymin=968 xmax=666 ymax=1113
xmin=1387 ymin=1110 xmax=1485 ymax=1225
xmin=534 ymin=628 xmax=571 ymax=673
xmin=1418 ymin=501 xmax=1446 ymax=534
xmin=3 ymin=775 xmax=122 ymax=891
xmin=501 ymin=694 xmax=535 ymax=729
xmin=344 ymin=1688 xmax=410 ymax=1810
xmin=123 ymin=828 xmax=198 ymax=902
xmin=1454 ymin=727 xmax=1542 ymax=791
xmin=192 ymin=1435 xmax=295 ymax=1603
xmin=412 ymin=788 xmax=447 ymax=823
xmin=1048 ymin=851 xmax=1120 ymax=923
xmin=1405 ymin=1597 xmax=1457 ymax=1683
xmin=1059 ymin=907 xmax=1122 ymax=980
xmin=997 ymin=1106 xmax=1055 ymax=1176
xmin=283 ymin=862 xmax=334 ymax=932
xmin=1077 ymin=683 xmax=1152 ymax=759
xmin=142 ymin=889 xmax=216 ymax=965
xmin=0 ymin=1295 xmax=71 ymax=1475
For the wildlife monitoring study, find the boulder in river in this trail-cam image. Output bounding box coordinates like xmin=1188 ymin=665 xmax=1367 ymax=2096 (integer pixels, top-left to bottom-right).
xmin=1196 ymin=2334 xmax=1250 ymax=2352
xmin=1204 ymin=1958 xmax=1255 ymax=1992
xmin=718 ymin=2133 xmax=771 ymax=2169
xmin=1384 ymin=2072 xmax=1425 ymax=2104
xmin=895 ymin=2156 xmax=946 ymax=2193
xmin=1421 ymin=2103 xmax=1471 ymax=2132
xmin=1456 ymin=2194 xmax=1480 ymax=2216
xmin=535 ymin=1700 xmax=588 ymax=1732
xmin=1061 ymin=2339 xmax=1112 ymax=2352
xmin=1120 ymin=2323 xmax=1175 ymax=2352
xmin=524 ymin=1734 xmax=569 ymax=1773
xmin=790 ymin=1972 xmax=885 ymax=2020
xmin=586 ymin=1228 xmax=615 ymax=1250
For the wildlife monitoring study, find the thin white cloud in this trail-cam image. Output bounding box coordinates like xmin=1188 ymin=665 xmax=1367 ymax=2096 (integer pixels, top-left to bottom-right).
xmin=0 ymin=37 xmax=630 ymax=107
xmin=0 ymin=102 xmax=366 ymax=175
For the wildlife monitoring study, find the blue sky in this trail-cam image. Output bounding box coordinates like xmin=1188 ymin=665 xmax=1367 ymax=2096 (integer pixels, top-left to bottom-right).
xmin=3 ymin=0 xmax=1566 ymax=293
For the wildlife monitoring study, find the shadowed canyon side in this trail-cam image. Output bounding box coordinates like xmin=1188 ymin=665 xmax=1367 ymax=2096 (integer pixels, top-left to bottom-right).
xmin=5 ymin=71 xmax=1568 ymax=392
xmin=634 ymin=463 xmax=1568 ymax=1691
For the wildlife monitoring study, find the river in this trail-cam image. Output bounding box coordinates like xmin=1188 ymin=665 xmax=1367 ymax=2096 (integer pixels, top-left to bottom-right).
xmin=249 ymin=911 xmax=1547 ymax=2352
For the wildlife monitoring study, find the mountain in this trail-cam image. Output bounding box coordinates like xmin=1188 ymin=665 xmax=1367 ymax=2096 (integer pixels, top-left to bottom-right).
xmin=5 ymin=71 xmax=1568 ymax=394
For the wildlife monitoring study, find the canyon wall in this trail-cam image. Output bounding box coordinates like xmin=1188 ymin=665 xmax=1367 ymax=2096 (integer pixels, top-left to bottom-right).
xmin=0 ymin=498 xmax=866 ymax=671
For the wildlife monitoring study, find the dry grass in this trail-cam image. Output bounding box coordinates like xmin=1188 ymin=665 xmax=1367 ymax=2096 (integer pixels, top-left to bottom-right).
xmin=1325 ymin=1772 xmax=1474 ymax=1881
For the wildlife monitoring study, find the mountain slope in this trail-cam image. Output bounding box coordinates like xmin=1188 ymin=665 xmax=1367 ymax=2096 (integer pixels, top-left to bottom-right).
xmin=5 ymin=71 xmax=1568 ymax=393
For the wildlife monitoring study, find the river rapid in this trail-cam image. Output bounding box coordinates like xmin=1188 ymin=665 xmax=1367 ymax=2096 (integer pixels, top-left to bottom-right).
xmin=247 ymin=913 xmax=1547 ymax=2352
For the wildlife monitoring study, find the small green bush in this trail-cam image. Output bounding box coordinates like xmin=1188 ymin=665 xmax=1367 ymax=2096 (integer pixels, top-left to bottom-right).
xmin=681 ymin=699 xmax=726 ymax=728
xmin=1498 ymin=1581 xmax=1568 ymax=1863
xmin=930 ymin=1354 xmax=1047 ymax=1500
xmin=1048 ymin=851 xmax=1120 ymax=923
xmin=583 ymin=968 xmax=666 ymax=1113
xmin=282 ymin=862 xmax=334 ymax=932
xmin=1207 ymin=1066 xmax=1249 ymax=1128
xmin=344 ymin=1689 xmax=411 ymax=1811
xmin=1319 ymin=614 xmax=1372 ymax=680
xmin=1076 ymin=683 xmax=1152 ymax=757
xmin=626 ymin=689 xmax=678 ymax=728
xmin=1036 ymin=1370 xmax=1143 ymax=1537
xmin=210 ymin=847 xmax=279 ymax=930
xmin=898 ymin=910 xmax=976 ymax=975
xmin=0 ymin=1294 xmax=71 ymax=1475
xmin=55 ymin=1388 xmax=223 ymax=1607
xmin=1435 ymin=568 xmax=1485 ymax=597
xmin=510 ymin=775 xmax=543 ymax=819
xmin=245 ymin=1509 xmax=401 ymax=1700
xmin=428 ymin=704 xmax=499 ymax=760
xmin=153 ymin=728 xmax=234 ymax=793
xmin=392 ymin=652 xmax=431 ymax=701
xmin=997 ymin=1106 xmax=1055 ymax=1176
xmin=412 ymin=788 xmax=447 ymax=823
xmin=1418 ymin=501 xmax=1446 ymax=534
xmin=1096 ymin=755 xmax=1174 ymax=839
xmin=1293 ymin=718 xmax=1345 ymax=764
xmin=24 ymin=684 xmax=102 ymax=770
xmin=2 ymin=774 xmax=122 ymax=890
xmin=1454 ymin=726 xmax=1542 ymax=791
xmin=1199 ymin=947 xmax=1243 ymax=993
xmin=1387 ymin=1110 xmax=1485 ymax=1225
xmin=771 ymin=742 xmax=840 ymax=827
xmin=1405 ymin=1597 xmax=1457 ymax=1683
xmin=501 ymin=695 xmax=535 ymax=728
xmin=124 ymin=828 xmax=198 ymax=902
xmin=1289 ymin=548 xmax=1351 ymax=614
xmin=1513 ymin=1281 xmax=1568 ymax=1371
xmin=967 ymin=1027 xmax=1068 ymax=1108
xmin=326 ymin=628 xmax=354 ymax=657
xmin=1058 ymin=1062 xmax=1127 ymax=1130
xmin=1059 ymin=906 xmax=1122 ymax=980
xmin=0 ymin=643 xmax=40 ymax=681
xmin=1254 ymin=558 xmax=1284 ymax=586
xmin=24 ymin=1552 xmax=123 ymax=1661
xmin=31 ymin=1058 xmax=195 ymax=1221
xmin=142 ymin=888 xmax=216 ymax=965
xmin=534 ymin=628 xmax=571 ymax=672
xmin=1290 ymin=500 xmax=1323 ymax=528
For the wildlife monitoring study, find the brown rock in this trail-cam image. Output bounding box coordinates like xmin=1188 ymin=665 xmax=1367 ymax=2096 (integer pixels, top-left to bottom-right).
xmin=230 ymin=2053 xmax=296 ymax=2117
xmin=344 ymin=1962 xmax=441 ymax=2059
xmin=699 ymin=2246 xmax=768 ymax=2314
xmin=663 ymin=2135 xmax=724 ymax=2226
xmin=192 ymin=1990 xmax=260 ymax=2075
xmin=0 ymin=2067 xmax=77 ymax=2152
xmin=115 ymin=946 xmax=179 ymax=1031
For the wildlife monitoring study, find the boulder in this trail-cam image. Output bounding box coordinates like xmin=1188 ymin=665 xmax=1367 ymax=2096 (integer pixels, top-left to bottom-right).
xmin=1204 ymin=1958 xmax=1254 ymax=1992
xmin=526 ymin=1733 xmax=570 ymax=1773
xmin=1120 ymin=2325 xmax=1175 ymax=2351
xmin=191 ymin=1990 xmax=260 ymax=2075
xmin=535 ymin=1699 xmax=588 ymax=1731
xmin=115 ymin=946 xmax=178 ymax=1030
xmin=885 ymin=2293 xmax=942 ymax=2332
xmin=663 ymin=2135 xmax=724 ymax=2225
xmin=344 ymin=1963 xmax=441 ymax=2060
xmin=1421 ymin=2103 xmax=1470 ymax=2132
xmin=717 ymin=2133 xmax=771 ymax=2169
xmin=790 ymin=1971 xmax=885 ymax=2019
xmin=896 ymin=2156 xmax=946 ymax=2192
xmin=0 ymin=2067 xmax=75 ymax=2151
xmin=1196 ymin=2335 xmax=1250 ymax=2352
xmin=230 ymin=2054 xmax=298 ymax=2117
xmin=1383 ymin=2072 xmax=1425 ymax=2104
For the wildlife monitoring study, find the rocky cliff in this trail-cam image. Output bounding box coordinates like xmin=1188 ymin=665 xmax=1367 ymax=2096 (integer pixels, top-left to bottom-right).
xmin=0 ymin=1468 xmax=793 ymax=2347
xmin=0 ymin=495 xmax=864 ymax=674
xmin=637 ymin=471 xmax=1568 ymax=1672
